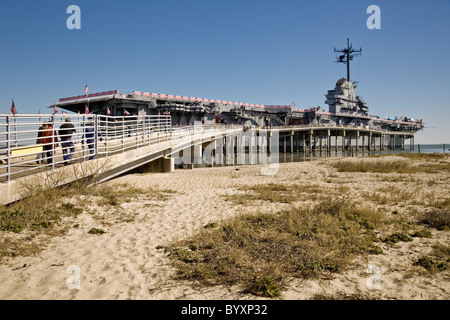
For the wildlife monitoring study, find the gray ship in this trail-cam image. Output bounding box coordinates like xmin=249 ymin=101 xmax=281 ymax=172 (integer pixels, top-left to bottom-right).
xmin=54 ymin=39 xmax=424 ymax=134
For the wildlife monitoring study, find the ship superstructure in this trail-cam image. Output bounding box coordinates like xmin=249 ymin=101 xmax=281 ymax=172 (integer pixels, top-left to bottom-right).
xmin=53 ymin=39 xmax=424 ymax=133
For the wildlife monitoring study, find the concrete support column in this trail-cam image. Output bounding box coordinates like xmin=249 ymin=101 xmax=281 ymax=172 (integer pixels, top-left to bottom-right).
xmin=268 ymin=131 xmax=272 ymax=155
xmin=142 ymin=157 xmax=174 ymax=173
xmin=327 ymin=129 xmax=331 ymax=153
xmin=291 ymin=131 xmax=294 ymax=153
xmin=193 ymin=144 xmax=203 ymax=165
xmin=237 ymin=134 xmax=246 ymax=165
xmin=335 ymin=134 xmax=338 ymax=153
xmin=349 ymin=131 xmax=353 ymax=150
xmin=226 ymin=135 xmax=235 ymax=165
xmin=303 ymin=133 xmax=306 ymax=153
xmin=249 ymin=132 xmax=257 ymax=165
xmin=356 ymin=130 xmax=359 ymax=151
xmin=319 ymin=133 xmax=323 ymax=152
xmin=215 ymin=137 xmax=224 ymax=165
xmin=342 ymin=130 xmax=346 ymax=151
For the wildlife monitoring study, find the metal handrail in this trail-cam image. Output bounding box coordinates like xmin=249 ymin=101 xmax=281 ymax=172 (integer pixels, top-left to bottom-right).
xmin=0 ymin=114 xmax=244 ymax=183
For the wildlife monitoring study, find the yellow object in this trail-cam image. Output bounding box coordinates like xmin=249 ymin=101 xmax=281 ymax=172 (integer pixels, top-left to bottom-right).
xmin=11 ymin=146 xmax=43 ymax=157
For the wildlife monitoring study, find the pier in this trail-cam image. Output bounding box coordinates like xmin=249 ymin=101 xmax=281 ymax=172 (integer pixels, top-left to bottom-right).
xmin=272 ymin=126 xmax=415 ymax=154
xmin=0 ymin=113 xmax=418 ymax=205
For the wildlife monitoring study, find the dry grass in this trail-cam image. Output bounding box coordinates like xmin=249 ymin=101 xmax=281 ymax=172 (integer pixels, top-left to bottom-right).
xmin=162 ymin=199 xmax=384 ymax=298
xmin=163 ymin=153 xmax=450 ymax=298
xmin=330 ymin=153 xmax=450 ymax=174
xmin=420 ymin=209 xmax=450 ymax=231
xmin=414 ymin=244 xmax=450 ymax=272
xmin=224 ymin=183 xmax=334 ymax=206
xmin=330 ymin=158 xmax=413 ymax=173
xmin=0 ymin=179 xmax=177 ymax=261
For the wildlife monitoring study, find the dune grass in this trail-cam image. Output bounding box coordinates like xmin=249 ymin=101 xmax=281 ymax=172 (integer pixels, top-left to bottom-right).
xmin=414 ymin=244 xmax=450 ymax=272
xmin=164 ymin=153 xmax=449 ymax=298
xmin=0 ymin=179 xmax=177 ymax=260
xmin=162 ymin=199 xmax=384 ymax=298
xmin=224 ymin=183 xmax=331 ymax=206
xmin=330 ymin=153 xmax=450 ymax=174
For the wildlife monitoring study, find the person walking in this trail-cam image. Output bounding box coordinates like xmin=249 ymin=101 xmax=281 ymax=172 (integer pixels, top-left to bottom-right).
xmin=36 ymin=122 xmax=46 ymax=164
xmin=59 ymin=118 xmax=77 ymax=166
xmin=83 ymin=120 xmax=102 ymax=160
xmin=41 ymin=121 xmax=59 ymax=164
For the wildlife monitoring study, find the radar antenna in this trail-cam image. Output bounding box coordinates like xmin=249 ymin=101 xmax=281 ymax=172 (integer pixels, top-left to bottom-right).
xmin=334 ymin=38 xmax=362 ymax=81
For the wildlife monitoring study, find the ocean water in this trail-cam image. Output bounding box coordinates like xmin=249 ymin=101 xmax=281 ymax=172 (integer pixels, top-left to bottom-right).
xmin=181 ymin=144 xmax=449 ymax=169
xmin=415 ymin=144 xmax=449 ymax=154
xmin=277 ymin=144 xmax=449 ymax=164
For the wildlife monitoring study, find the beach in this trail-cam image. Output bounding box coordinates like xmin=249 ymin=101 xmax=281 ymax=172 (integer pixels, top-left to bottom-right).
xmin=0 ymin=155 xmax=449 ymax=300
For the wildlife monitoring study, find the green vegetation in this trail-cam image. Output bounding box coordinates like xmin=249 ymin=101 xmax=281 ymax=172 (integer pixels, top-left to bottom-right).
xmin=330 ymin=153 xmax=450 ymax=174
xmin=163 ymin=199 xmax=384 ymax=298
xmin=414 ymin=244 xmax=450 ymax=272
xmin=330 ymin=158 xmax=413 ymax=173
xmin=410 ymin=229 xmax=433 ymax=239
xmin=163 ymin=154 xmax=449 ymax=298
xmin=420 ymin=209 xmax=450 ymax=231
xmin=88 ymin=228 xmax=106 ymax=235
xmin=225 ymin=182 xmax=330 ymax=205
xmin=0 ymin=179 xmax=177 ymax=261
xmin=382 ymin=233 xmax=413 ymax=245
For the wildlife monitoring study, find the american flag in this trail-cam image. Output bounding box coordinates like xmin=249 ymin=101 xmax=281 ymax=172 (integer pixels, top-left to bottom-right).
xmin=107 ymin=107 xmax=111 ymax=115
xmin=84 ymin=84 xmax=89 ymax=94
xmin=85 ymin=104 xmax=89 ymax=114
xmin=123 ymin=109 xmax=130 ymax=116
xmin=10 ymin=99 xmax=17 ymax=115
xmin=52 ymin=103 xmax=58 ymax=115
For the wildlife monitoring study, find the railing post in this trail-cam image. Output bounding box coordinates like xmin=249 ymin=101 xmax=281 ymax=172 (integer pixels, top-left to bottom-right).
xmin=136 ymin=117 xmax=139 ymax=149
xmin=51 ymin=117 xmax=55 ymax=170
xmin=6 ymin=116 xmax=11 ymax=182
xmin=158 ymin=115 xmax=161 ymax=144
xmin=105 ymin=116 xmax=109 ymax=157
xmin=82 ymin=115 xmax=86 ymax=161
xmin=142 ymin=115 xmax=146 ymax=146
xmin=122 ymin=116 xmax=125 ymax=153
xmin=95 ymin=115 xmax=99 ymax=156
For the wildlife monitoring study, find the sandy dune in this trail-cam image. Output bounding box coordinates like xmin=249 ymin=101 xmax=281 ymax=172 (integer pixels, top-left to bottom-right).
xmin=0 ymin=158 xmax=448 ymax=300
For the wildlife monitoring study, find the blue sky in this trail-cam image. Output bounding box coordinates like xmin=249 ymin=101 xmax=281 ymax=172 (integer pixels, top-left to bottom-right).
xmin=1 ymin=0 xmax=449 ymax=144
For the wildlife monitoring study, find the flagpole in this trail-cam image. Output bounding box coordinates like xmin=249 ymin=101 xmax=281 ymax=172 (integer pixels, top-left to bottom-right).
xmin=85 ymin=84 xmax=89 ymax=114
xmin=10 ymin=99 xmax=18 ymax=147
xmin=106 ymin=112 xmax=109 ymax=157
xmin=14 ymin=114 xmax=17 ymax=148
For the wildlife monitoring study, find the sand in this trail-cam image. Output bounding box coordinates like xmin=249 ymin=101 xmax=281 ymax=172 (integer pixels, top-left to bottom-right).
xmin=0 ymin=157 xmax=449 ymax=300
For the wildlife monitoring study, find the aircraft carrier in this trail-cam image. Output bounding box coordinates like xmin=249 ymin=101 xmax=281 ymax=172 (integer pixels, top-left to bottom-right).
xmin=54 ymin=39 xmax=424 ymax=134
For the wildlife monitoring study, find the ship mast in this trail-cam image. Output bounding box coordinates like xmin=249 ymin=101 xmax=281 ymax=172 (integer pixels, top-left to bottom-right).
xmin=334 ymin=38 xmax=362 ymax=81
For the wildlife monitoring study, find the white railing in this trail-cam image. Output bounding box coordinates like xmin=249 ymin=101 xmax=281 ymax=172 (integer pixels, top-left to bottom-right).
xmin=0 ymin=114 xmax=172 ymax=182
xmin=0 ymin=114 xmax=244 ymax=183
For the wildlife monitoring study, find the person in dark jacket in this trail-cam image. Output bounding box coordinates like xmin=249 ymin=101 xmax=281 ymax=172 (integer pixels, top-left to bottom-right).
xmin=59 ymin=118 xmax=77 ymax=166
xmin=36 ymin=123 xmax=46 ymax=164
xmin=83 ymin=120 xmax=102 ymax=160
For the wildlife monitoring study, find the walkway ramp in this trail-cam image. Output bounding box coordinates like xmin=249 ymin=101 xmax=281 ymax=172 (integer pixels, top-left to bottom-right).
xmin=0 ymin=114 xmax=242 ymax=205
